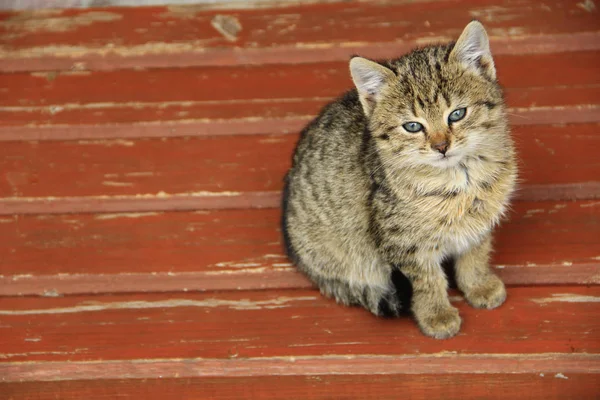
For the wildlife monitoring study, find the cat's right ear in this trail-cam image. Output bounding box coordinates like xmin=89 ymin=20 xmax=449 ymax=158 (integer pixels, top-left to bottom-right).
xmin=350 ymin=57 xmax=395 ymax=116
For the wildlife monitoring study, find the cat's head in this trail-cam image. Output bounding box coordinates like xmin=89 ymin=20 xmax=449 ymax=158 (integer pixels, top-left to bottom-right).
xmin=350 ymin=21 xmax=507 ymax=169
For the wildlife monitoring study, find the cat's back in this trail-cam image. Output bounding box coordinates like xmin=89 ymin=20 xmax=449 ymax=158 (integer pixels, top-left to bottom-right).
xmin=291 ymin=90 xmax=366 ymax=169
xmin=283 ymin=89 xmax=372 ymax=234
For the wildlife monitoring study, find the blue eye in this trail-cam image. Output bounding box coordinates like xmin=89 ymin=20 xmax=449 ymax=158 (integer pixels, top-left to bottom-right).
xmin=448 ymin=108 xmax=467 ymax=123
xmin=402 ymin=122 xmax=424 ymax=133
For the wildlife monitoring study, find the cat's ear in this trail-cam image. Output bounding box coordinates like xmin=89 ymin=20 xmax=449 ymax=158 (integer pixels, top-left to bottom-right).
xmin=349 ymin=57 xmax=396 ymax=115
xmin=451 ymin=21 xmax=496 ymax=80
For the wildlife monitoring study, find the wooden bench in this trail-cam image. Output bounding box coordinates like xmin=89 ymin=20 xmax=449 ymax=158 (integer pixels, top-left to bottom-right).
xmin=1 ymin=1 xmax=599 ymax=398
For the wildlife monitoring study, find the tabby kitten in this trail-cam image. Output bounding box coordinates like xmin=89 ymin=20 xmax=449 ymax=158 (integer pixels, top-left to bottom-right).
xmin=282 ymin=21 xmax=517 ymax=339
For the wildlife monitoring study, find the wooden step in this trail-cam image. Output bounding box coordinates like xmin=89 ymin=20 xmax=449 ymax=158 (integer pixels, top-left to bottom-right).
xmin=3 ymin=374 xmax=599 ymax=400
xmin=1 ymin=123 xmax=599 ymax=215
xmin=0 ymin=286 xmax=598 ymax=381
xmin=1 ymin=0 xmax=598 ymax=72
xmin=1 ymin=52 xmax=598 ymax=142
xmin=1 ymin=200 xmax=599 ymax=296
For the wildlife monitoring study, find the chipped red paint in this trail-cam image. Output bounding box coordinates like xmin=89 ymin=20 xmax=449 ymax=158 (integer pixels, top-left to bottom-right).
xmin=1 ymin=125 xmax=598 ymax=214
xmin=2 ymin=374 xmax=599 ymax=400
xmin=0 ymin=287 xmax=598 ymax=364
xmin=0 ymin=201 xmax=598 ymax=296
xmin=1 ymin=53 xmax=598 ymax=114
xmin=0 ymin=0 xmax=599 ymax=71
xmin=1 ymin=1 xmax=598 ymax=394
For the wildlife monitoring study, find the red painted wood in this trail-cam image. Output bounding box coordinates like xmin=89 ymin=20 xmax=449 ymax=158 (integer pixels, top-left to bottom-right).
xmin=1 ymin=52 xmax=597 ymax=112
xmin=0 ymin=201 xmax=598 ymax=295
xmin=1 ymin=0 xmax=598 ymax=71
xmin=1 ymin=125 xmax=598 ymax=204
xmin=3 ymin=374 xmax=599 ymax=400
xmin=0 ymin=85 xmax=597 ymax=133
xmin=0 ymin=286 xmax=598 ymax=364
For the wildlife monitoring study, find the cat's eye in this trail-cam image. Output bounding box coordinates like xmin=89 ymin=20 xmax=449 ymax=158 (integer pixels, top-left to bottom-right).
xmin=448 ymin=108 xmax=467 ymax=123
xmin=402 ymin=122 xmax=424 ymax=133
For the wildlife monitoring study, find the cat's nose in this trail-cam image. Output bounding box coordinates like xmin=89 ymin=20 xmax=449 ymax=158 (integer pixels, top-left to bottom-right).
xmin=432 ymin=140 xmax=449 ymax=155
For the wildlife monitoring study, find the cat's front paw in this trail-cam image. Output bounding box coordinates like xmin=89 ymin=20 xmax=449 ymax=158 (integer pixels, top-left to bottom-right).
xmin=464 ymin=274 xmax=506 ymax=309
xmin=417 ymin=307 xmax=461 ymax=339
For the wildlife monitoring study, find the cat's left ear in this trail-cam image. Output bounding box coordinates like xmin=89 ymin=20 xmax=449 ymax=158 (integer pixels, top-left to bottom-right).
xmin=350 ymin=57 xmax=396 ymax=116
xmin=451 ymin=21 xmax=496 ymax=80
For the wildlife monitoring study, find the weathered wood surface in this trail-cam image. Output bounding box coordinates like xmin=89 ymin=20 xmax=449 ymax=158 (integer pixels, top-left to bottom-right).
xmin=1 ymin=0 xmax=599 ymax=72
xmin=3 ymin=374 xmax=599 ymax=400
xmin=0 ymin=287 xmax=598 ymax=390
xmin=1 ymin=52 xmax=598 ymax=138
xmin=0 ymin=286 xmax=598 ymax=364
xmin=1 ymin=1 xmax=599 ymax=397
xmin=1 ymin=123 xmax=599 ymax=215
xmin=1 ymin=200 xmax=599 ymax=296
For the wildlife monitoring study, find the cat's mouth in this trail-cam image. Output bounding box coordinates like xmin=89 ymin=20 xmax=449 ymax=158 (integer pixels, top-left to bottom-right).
xmin=433 ymin=152 xmax=463 ymax=168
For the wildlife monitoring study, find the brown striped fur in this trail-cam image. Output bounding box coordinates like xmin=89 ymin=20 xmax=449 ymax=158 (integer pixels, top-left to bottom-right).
xmin=282 ymin=22 xmax=517 ymax=339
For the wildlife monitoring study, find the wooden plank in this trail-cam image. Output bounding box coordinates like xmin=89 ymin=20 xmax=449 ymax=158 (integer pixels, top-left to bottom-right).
xmin=0 ymin=51 xmax=600 ymax=115
xmin=3 ymin=374 xmax=599 ymax=400
xmin=1 ymin=200 xmax=598 ymax=296
xmin=1 ymin=87 xmax=598 ymax=141
xmin=0 ymin=287 xmax=598 ymax=371
xmin=1 ymin=0 xmax=599 ymax=71
xmin=1 ymin=55 xmax=598 ymax=142
xmin=1 ymin=124 xmax=598 ymax=215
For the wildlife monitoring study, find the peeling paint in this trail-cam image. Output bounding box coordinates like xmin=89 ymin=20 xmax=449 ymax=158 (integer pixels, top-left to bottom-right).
xmin=469 ymin=6 xmax=522 ymax=22
xmin=532 ymin=294 xmax=600 ymax=304
xmin=102 ymin=181 xmax=134 ymax=187
xmin=211 ymin=15 xmax=242 ymax=42
xmin=554 ymin=372 xmax=569 ymax=379
xmin=577 ymin=0 xmax=596 ymax=12
xmin=580 ymin=201 xmax=600 ymax=208
xmin=42 ymin=289 xmax=60 ymax=297
xmin=11 ymin=274 xmax=33 ymax=281
xmin=0 ymin=97 xmax=329 ymax=112
xmin=95 ymin=212 xmax=160 ymax=220
xmin=78 ymin=139 xmax=135 ymax=147
xmin=0 ymin=349 xmax=87 ymax=359
xmin=523 ymin=209 xmax=545 ymax=218
xmin=414 ymin=36 xmax=453 ymax=46
xmin=125 ymin=171 xmax=155 ymax=177
xmin=215 ymin=262 xmax=263 ymax=268
xmin=525 ymin=262 xmax=538 ymax=267
xmin=0 ymin=296 xmax=317 ymax=315
xmin=1 ymin=11 xmax=122 ymax=34
xmin=203 ymin=266 xmax=296 ymax=276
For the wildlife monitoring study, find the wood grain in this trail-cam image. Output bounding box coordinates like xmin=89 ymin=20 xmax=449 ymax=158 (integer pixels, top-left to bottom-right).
xmin=1 ymin=0 xmax=599 ymax=71
xmin=1 ymin=52 xmax=598 ymax=128
xmin=3 ymin=374 xmax=599 ymax=400
xmin=0 ymin=286 xmax=598 ymax=367
xmin=1 ymin=124 xmax=598 ymax=212
xmin=1 ymin=200 xmax=598 ymax=295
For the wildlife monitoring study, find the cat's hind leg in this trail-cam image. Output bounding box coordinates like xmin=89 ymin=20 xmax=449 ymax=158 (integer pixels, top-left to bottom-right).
xmin=307 ymin=265 xmax=405 ymax=318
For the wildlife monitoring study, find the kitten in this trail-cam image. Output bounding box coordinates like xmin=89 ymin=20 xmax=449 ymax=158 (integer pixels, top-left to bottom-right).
xmin=281 ymin=21 xmax=517 ymax=339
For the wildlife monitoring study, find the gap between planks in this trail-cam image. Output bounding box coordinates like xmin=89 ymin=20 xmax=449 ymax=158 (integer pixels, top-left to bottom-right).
xmin=1 ymin=262 xmax=599 ymax=297
xmin=1 ymin=353 xmax=599 ymax=382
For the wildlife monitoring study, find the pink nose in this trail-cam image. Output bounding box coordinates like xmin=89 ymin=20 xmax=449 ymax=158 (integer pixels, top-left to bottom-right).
xmin=432 ymin=141 xmax=449 ymax=155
